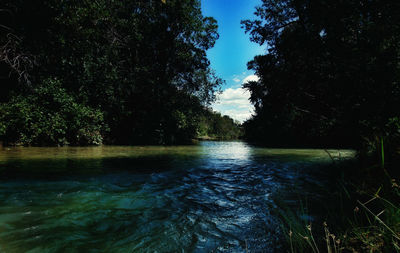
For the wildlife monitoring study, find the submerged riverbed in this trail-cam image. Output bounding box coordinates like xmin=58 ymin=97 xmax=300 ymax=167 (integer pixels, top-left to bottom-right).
xmin=0 ymin=141 xmax=353 ymax=252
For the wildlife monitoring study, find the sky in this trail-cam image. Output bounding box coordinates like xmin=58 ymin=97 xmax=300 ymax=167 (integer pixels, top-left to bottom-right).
xmin=201 ymin=0 xmax=265 ymax=122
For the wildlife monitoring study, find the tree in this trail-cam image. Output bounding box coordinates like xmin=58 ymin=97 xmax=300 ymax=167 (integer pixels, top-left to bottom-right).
xmin=242 ymin=0 xmax=400 ymax=152
xmin=0 ymin=0 xmax=223 ymax=145
xmin=197 ymin=109 xmax=242 ymax=140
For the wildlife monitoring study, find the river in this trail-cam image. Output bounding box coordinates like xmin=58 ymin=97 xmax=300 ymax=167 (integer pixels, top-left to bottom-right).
xmin=0 ymin=141 xmax=353 ymax=252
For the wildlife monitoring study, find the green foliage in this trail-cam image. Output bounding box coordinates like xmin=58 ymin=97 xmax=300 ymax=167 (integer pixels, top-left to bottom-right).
xmin=276 ymin=159 xmax=400 ymax=253
xmin=242 ymin=0 xmax=400 ymax=153
xmin=0 ymin=79 xmax=104 ymax=146
xmin=0 ymin=0 xmax=222 ymax=145
xmin=197 ymin=109 xmax=242 ymax=140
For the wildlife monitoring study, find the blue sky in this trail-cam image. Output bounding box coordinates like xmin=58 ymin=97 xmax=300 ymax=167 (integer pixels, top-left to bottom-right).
xmin=201 ymin=0 xmax=265 ymax=122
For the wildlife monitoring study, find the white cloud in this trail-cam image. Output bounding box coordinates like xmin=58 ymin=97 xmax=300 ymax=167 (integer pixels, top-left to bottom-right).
xmin=212 ymin=87 xmax=254 ymax=123
xmin=211 ymin=74 xmax=259 ymax=123
xmin=232 ymin=77 xmax=241 ymax=83
xmin=223 ymin=110 xmax=253 ymax=123
xmin=219 ymin=88 xmax=250 ymax=102
xmin=242 ymin=74 xmax=259 ymax=84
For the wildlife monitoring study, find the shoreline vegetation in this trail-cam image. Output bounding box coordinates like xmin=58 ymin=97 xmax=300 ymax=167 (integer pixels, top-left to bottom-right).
xmin=1 ymin=0 xmax=400 ymax=252
xmin=277 ymin=159 xmax=400 ymax=253
xmin=0 ymin=107 xmax=242 ymax=147
xmin=240 ymin=0 xmax=400 ymax=252
xmin=0 ymin=0 xmax=242 ymax=147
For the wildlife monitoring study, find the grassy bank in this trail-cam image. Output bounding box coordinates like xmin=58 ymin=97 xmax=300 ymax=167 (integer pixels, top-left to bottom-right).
xmin=276 ymin=157 xmax=400 ymax=252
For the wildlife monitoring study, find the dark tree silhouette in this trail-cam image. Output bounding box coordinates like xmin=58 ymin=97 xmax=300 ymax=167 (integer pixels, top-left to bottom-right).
xmin=0 ymin=0 xmax=237 ymax=146
xmin=242 ymin=0 xmax=400 ymax=155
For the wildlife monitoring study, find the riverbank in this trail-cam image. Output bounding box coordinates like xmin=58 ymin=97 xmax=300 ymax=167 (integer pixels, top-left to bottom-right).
xmin=195 ymin=136 xmax=243 ymax=141
xmin=278 ymin=158 xmax=400 ymax=252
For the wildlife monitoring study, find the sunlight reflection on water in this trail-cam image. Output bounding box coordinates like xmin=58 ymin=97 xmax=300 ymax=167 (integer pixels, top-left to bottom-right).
xmin=202 ymin=141 xmax=252 ymax=161
xmin=0 ymin=142 xmax=354 ymax=252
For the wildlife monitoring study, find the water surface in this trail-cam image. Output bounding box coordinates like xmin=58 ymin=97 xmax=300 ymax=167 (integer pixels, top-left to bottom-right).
xmin=0 ymin=141 xmax=353 ymax=252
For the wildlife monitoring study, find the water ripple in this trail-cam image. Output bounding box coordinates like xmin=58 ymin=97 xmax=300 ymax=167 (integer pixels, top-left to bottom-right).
xmin=0 ymin=141 xmax=353 ymax=252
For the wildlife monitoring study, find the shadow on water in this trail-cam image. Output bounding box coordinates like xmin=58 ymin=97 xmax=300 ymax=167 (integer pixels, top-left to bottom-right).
xmin=0 ymin=142 xmax=354 ymax=252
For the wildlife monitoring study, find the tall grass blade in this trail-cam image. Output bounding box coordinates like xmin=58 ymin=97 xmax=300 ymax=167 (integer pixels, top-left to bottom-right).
xmin=381 ymin=136 xmax=385 ymax=169
xmin=357 ymin=200 xmax=400 ymax=241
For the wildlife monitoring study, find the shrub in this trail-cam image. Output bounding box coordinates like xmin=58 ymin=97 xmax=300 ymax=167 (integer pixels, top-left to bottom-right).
xmin=0 ymin=78 xmax=105 ymax=146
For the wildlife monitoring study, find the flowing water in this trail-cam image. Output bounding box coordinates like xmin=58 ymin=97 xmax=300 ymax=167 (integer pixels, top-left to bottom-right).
xmin=0 ymin=141 xmax=354 ymax=252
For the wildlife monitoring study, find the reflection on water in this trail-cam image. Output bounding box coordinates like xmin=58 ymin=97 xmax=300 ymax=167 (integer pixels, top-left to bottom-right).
xmin=0 ymin=142 xmax=353 ymax=252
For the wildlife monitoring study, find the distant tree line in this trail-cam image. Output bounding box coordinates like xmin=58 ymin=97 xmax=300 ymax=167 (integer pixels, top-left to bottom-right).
xmin=242 ymin=0 xmax=400 ymax=157
xmin=0 ymin=0 xmax=239 ymax=146
xmin=197 ymin=110 xmax=242 ymax=140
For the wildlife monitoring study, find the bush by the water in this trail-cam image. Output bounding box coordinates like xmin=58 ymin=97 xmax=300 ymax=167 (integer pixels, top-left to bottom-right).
xmin=0 ymin=0 xmax=236 ymax=146
xmin=0 ymin=79 xmax=104 ymax=146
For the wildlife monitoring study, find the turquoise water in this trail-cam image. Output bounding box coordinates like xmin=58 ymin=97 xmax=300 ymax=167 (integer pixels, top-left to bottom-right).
xmin=0 ymin=141 xmax=353 ymax=252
